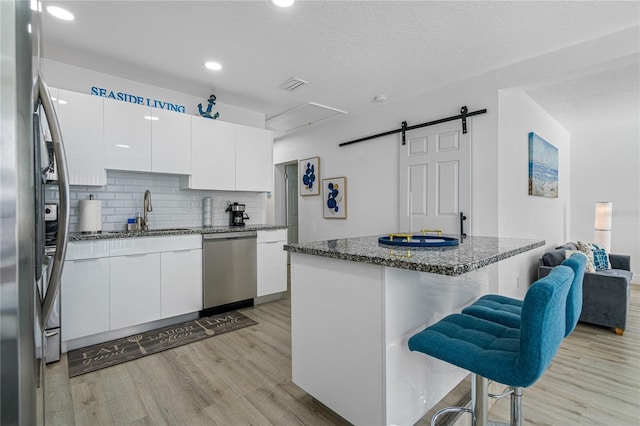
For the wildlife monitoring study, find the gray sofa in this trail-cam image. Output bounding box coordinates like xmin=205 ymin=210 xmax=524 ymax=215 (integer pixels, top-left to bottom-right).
xmin=538 ymin=242 xmax=633 ymax=335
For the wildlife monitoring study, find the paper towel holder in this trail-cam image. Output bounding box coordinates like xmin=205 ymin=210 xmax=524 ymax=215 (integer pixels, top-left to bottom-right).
xmin=79 ymin=194 xmax=103 ymax=234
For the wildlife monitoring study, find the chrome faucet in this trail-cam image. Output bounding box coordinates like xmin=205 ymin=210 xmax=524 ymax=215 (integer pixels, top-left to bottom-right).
xmin=142 ymin=190 xmax=152 ymax=230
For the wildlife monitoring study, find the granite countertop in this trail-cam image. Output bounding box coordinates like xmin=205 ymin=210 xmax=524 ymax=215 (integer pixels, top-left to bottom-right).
xmin=69 ymin=224 xmax=287 ymax=241
xmin=284 ymin=235 xmax=544 ymax=276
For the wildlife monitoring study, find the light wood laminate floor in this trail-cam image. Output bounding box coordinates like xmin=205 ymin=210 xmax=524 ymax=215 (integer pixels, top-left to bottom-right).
xmin=46 ymin=286 xmax=640 ymax=425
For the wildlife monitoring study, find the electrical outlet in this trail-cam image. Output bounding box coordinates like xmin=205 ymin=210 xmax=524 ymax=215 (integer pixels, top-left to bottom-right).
xmin=516 ymin=276 xmax=520 ymax=288
xmin=187 ymin=202 xmax=195 ymax=212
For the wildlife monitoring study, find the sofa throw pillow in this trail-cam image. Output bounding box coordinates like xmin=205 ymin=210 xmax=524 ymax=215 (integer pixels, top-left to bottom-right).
xmin=577 ymin=241 xmax=610 ymax=271
xmin=566 ymin=249 xmax=595 ymax=272
xmin=592 ymin=247 xmax=610 ymax=270
xmin=576 ymin=240 xmax=594 ymax=253
xmin=542 ymin=249 xmax=567 ymax=267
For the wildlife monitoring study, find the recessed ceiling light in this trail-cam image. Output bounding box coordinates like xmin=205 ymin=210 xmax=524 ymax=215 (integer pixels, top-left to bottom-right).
xmin=272 ymin=0 xmax=295 ymax=7
xmin=144 ymin=116 xmax=159 ymax=121
xmin=205 ymin=61 xmax=222 ymax=71
xmin=46 ymin=6 xmax=74 ymax=21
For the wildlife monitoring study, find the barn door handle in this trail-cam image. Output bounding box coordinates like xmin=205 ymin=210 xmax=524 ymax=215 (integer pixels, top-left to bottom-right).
xmin=459 ymin=212 xmax=467 ymax=242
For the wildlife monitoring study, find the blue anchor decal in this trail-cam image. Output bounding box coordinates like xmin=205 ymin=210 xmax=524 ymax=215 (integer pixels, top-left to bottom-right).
xmin=198 ymin=94 xmax=220 ymax=120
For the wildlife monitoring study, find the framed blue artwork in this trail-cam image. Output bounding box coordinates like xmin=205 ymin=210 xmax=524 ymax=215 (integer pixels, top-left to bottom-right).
xmin=323 ymin=176 xmax=347 ymax=219
xmin=299 ymin=157 xmax=320 ymax=196
xmin=528 ymin=132 xmax=558 ymax=198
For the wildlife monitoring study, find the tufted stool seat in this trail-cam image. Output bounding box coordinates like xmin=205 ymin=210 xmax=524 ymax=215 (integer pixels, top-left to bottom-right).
xmin=408 ymin=265 xmax=574 ymax=426
xmin=461 ymin=253 xmax=586 ymax=337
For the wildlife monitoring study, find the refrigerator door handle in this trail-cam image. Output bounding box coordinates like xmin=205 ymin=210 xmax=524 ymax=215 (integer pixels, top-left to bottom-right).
xmin=37 ymin=72 xmax=70 ymax=329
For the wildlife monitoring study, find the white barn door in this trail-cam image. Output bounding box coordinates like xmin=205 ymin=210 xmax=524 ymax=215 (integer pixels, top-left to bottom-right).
xmin=399 ymin=120 xmax=471 ymax=236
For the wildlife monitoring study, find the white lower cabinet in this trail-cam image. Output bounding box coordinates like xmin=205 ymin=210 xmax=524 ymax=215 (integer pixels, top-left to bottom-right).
xmin=161 ymin=248 xmax=202 ymax=318
xmin=62 ymin=236 xmax=202 ymax=343
xmin=61 ymin=257 xmax=110 ymax=341
xmin=62 ymin=240 xmax=110 ymax=342
xmin=109 ymin=253 xmax=161 ymax=330
xmin=257 ymin=229 xmax=287 ymax=297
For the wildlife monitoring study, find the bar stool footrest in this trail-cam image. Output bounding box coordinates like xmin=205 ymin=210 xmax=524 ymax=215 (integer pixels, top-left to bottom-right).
xmin=431 ymin=406 xmax=474 ymax=426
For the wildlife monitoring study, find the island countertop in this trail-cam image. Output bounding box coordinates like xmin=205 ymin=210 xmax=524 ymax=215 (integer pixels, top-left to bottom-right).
xmin=284 ymin=235 xmax=545 ymax=276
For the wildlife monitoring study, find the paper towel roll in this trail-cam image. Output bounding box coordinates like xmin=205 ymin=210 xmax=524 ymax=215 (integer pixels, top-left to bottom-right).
xmin=79 ymin=199 xmax=102 ymax=233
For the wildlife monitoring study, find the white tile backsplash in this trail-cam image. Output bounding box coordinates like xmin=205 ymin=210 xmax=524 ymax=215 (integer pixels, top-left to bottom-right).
xmin=45 ymin=170 xmax=266 ymax=232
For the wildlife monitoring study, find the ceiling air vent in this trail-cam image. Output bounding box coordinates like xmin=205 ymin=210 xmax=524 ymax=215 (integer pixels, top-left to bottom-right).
xmin=279 ymin=77 xmax=308 ymax=92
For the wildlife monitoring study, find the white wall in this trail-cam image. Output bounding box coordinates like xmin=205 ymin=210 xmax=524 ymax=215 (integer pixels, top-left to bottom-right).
xmin=274 ymin=71 xmax=499 ymax=243
xmin=274 ymin=28 xmax=637 ymax=295
xmin=571 ymin=124 xmax=640 ymax=284
xmin=45 ymin=170 xmax=266 ymax=232
xmin=497 ymin=90 xmax=571 ymax=298
xmin=40 ymin=58 xmax=266 ymax=128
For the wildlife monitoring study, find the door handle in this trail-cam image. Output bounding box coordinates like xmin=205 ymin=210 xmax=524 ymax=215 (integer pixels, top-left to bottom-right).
xmin=44 ymin=330 xmax=59 ymax=338
xmin=459 ymin=212 xmax=467 ymax=242
xmin=38 ymin=71 xmax=70 ymax=330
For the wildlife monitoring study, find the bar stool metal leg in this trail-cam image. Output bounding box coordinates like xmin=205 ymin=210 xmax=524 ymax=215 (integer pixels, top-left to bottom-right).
xmin=474 ymin=374 xmax=489 ymax=426
xmin=510 ymin=387 xmax=523 ymax=426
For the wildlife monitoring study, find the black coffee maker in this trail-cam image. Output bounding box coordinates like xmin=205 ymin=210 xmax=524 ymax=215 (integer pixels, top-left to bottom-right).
xmin=226 ymin=202 xmax=249 ymax=226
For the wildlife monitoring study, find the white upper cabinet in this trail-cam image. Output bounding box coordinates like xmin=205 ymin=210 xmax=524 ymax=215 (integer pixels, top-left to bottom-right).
xmin=104 ymin=99 xmax=152 ymax=172
xmin=54 ymin=89 xmax=106 ymax=186
xmin=190 ymin=116 xmax=236 ymax=190
xmin=189 ymin=117 xmax=273 ymax=192
xmin=151 ymin=108 xmax=191 ymax=175
xmin=235 ymin=124 xmax=273 ymax=192
xmin=53 ymin=88 xmax=270 ymax=189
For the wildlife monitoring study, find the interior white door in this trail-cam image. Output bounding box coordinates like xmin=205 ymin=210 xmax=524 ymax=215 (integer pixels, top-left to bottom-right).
xmin=398 ymin=120 xmax=470 ymax=236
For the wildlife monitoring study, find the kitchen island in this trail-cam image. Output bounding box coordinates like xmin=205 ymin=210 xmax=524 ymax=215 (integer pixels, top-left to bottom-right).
xmin=284 ymin=235 xmax=544 ymax=426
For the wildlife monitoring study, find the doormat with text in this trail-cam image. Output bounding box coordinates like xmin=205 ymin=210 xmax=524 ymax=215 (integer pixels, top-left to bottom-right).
xmin=67 ymin=311 xmax=257 ymax=378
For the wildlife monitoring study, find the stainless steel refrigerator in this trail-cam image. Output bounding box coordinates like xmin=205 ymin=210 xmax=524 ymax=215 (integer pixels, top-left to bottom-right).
xmin=1 ymin=1 xmax=69 ymax=424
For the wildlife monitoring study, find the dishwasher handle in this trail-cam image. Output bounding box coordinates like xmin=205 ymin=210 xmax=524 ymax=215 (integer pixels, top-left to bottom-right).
xmin=203 ymin=231 xmax=257 ymax=241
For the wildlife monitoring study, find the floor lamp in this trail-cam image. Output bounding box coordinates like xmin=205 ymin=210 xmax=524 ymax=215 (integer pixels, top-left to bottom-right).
xmin=594 ymin=201 xmax=612 ymax=252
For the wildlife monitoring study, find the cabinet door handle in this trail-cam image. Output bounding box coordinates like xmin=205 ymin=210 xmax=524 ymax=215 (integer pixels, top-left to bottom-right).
xmin=44 ymin=330 xmax=59 ymax=338
xmin=72 ymin=258 xmax=101 ymax=263
xmin=261 ymin=241 xmax=283 ymax=244
xmin=172 ymin=249 xmax=193 ymax=253
xmin=126 ymin=253 xmax=149 ymax=258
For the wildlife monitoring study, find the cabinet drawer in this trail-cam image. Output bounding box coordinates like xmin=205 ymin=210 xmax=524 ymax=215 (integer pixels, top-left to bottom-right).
xmin=109 ymin=235 xmax=201 ymax=256
xmin=257 ymin=229 xmax=287 ymax=244
xmin=66 ymin=240 xmax=110 ymax=260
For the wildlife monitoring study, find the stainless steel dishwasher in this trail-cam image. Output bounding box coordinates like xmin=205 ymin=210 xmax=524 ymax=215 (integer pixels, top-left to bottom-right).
xmin=202 ymin=231 xmax=257 ymax=311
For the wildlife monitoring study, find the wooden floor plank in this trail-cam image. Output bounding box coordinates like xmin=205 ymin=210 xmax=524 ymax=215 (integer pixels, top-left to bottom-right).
xmin=46 ymin=285 xmax=640 ymax=425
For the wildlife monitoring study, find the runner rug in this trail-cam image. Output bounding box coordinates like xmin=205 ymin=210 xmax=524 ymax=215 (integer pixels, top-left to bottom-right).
xmin=67 ymin=311 xmax=257 ymax=378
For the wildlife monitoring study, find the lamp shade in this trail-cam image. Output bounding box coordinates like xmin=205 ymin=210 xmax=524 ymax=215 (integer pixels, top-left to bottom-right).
xmin=594 ymin=202 xmax=613 ymax=230
xmin=594 ymin=201 xmax=612 ymax=252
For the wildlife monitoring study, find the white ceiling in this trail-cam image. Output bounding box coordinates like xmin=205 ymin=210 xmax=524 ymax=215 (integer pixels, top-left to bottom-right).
xmin=39 ymin=0 xmax=640 ymax=132
xmin=526 ymin=62 xmax=640 ymax=132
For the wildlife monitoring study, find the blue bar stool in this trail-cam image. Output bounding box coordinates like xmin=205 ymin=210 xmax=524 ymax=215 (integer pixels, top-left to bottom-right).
xmin=408 ymin=265 xmax=574 ymax=426
xmin=462 ymin=253 xmax=587 ymax=336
